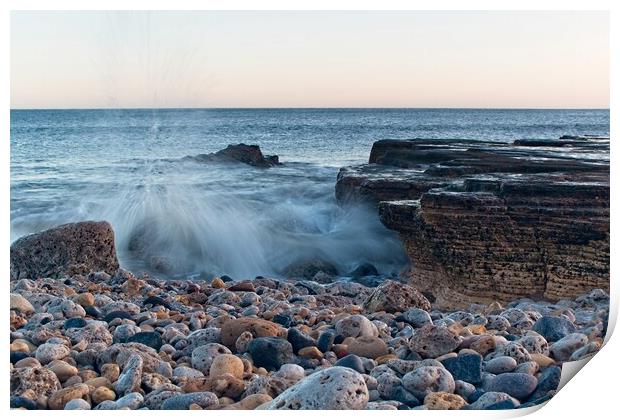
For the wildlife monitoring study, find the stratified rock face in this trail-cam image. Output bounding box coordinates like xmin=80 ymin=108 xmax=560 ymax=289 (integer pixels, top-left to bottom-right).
xmin=187 ymin=143 xmax=280 ymax=167
xmin=336 ymin=137 xmax=609 ymax=307
xmin=10 ymin=221 xmax=120 ymax=280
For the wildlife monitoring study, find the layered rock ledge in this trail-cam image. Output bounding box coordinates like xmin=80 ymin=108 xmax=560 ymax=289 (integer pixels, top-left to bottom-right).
xmin=335 ymin=137 xmax=609 ymax=308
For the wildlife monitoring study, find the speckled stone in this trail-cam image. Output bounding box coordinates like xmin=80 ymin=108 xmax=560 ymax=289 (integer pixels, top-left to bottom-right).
xmin=261 ymin=367 xmax=369 ymax=410
xmin=402 ymin=366 xmax=455 ymax=400
xmin=487 ymin=373 xmax=538 ymax=400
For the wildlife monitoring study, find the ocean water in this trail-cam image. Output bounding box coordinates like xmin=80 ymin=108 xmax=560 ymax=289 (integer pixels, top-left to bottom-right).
xmin=10 ymin=108 xmax=610 ymax=279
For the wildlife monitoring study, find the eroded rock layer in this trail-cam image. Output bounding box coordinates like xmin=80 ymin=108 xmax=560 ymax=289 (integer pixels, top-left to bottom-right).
xmin=336 ymin=137 xmax=609 ymax=307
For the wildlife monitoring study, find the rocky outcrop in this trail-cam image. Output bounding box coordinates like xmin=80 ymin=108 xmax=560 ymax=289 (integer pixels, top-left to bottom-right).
xmin=10 ymin=221 xmax=120 ymax=281
xmin=336 ymin=137 xmax=609 ymax=307
xmin=187 ymin=143 xmax=280 ymax=167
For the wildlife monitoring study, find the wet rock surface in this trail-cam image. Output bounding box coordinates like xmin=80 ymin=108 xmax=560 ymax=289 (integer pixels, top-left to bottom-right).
xmin=336 ymin=137 xmax=609 ymax=307
xmin=186 ymin=143 xmax=280 ymax=168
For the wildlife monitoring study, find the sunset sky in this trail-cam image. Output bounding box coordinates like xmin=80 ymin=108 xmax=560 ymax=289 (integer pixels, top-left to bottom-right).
xmin=11 ymin=11 xmax=609 ymax=109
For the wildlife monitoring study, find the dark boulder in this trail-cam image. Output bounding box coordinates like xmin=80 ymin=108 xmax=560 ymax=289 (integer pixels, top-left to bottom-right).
xmin=188 ymin=144 xmax=280 ymax=168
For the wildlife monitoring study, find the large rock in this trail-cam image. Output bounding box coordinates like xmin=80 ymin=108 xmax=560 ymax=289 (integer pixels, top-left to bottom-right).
xmin=336 ymin=137 xmax=609 ymax=307
xmin=261 ymin=367 xmax=369 ymax=409
xmin=10 ymin=221 xmax=119 ymax=280
xmin=363 ymin=280 xmax=431 ymax=313
xmin=187 ymin=143 xmax=279 ymax=168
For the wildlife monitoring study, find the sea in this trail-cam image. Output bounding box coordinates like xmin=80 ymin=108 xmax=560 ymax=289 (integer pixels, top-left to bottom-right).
xmin=10 ymin=108 xmax=610 ymax=280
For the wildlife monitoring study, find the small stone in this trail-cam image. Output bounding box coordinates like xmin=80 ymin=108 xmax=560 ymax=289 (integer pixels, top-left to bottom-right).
xmin=211 ymin=277 xmax=226 ymax=288
xmin=10 ymin=396 xmax=38 ymax=410
xmin=274 ymin=364 xmax=306 ymax=382
xmin=85 ymin=377 xmax=112 ymax=389
xmin=64 ymin=398 xmax=92 ymax=410
xmin=126 ymin=331 xmax=163 ymax=350
xmin=335 ymin=354 xmax=365 ymax=373
xmin=317 ymin=330 xmax=336 ymax=353
xmin=115 ymin=354 xmax=143 ymax=396
xmin=35 ymin=343 xmax=71 ymax=365
xmin=75 ymin=293 xmax=95 ymax=307
xmin=262 ymin=366 xmax=369 ymax=409
xmin=469 ymin=336 xmax=496 ymax=356
xmin=402 ymin=309 xmax=433 ymax=328
xmin=221 ymin=317 xmax=286 ymax=348
xmin=10 ymin=294 xmax=35 ymax=314
xmin=402 ymin=366 xmax=455 ymax=400
xmin=48 ymin=384 xmax=90 ymax=410
xmin=335 ymin=315 xmax=378 ymax=338
xmin=248 ymin=337 xmax=294 ymax=371
xmin=517 ymin=334 xmax=549 ymax=355
xmin=114 ymin=392 xmax=144 ymax=410
xmin=454 ymin=380 xmax=476 ymax=400
xmin=441 ymin=352 xmax=483 ymax=384
xmin=64 ymin=318 xmax=87 ymax=329
xmin=192 ymin=343 xmax=232 ymax=374
xmin=469 ymin=392 xmax=519 ymax=409
xmin=101 ymin=363 xmax=120 ymax=382
xmin=424 ymin=392 xmax=467 ymax=410
xmin=209 ymin=354 xmax=245 ymax=379
xmin=363 ymin=280 xmax=431 ymax=313
xmin=549 ymin=333 xmax=588 ymax=362
xmin=485 ymin=356 xmax=517 ymax=374
xmin=528 ymin=366 xmax=561 ymax=401
xmin=10 ymin=339 xmax=33 ymax=353
xmin=48 ymin=360 xmax=78 ymax=382
xmin=160 ymin=392 xmax=219 ymax=410
xmin=235 ymin=331 xmax=254 ymax=353
xmin=347 ymin=336 xmax=389 ymax=359
xmin=514 ymin=361 xmax=539 ymax=375
xmin=532 ymin=316 xmax=576 ymax=342
xmin=224 ymin=393 xmax=273 ymax=410
xmin=287 ymin=328 xmax=317 ymax=352
xmin=530 ymin=353 xmax=555 ymax=367
xmin=409 ymin=324 xmax=462 ymax=359
xmin=487 ymin=373 xmax=538 ymax=400
xmin=228 ymin=281 xmax=256 ymax=292
xmin=298 ymin=346 xmax=323 ymax=359
xmin=173 ymin=366 xmax=204 ymax=379
xmin=11 ymin=352 xmax=32 ymax=365
xmin=92 ymin=386 xmax=116 ymax=405
xmin=491 ymin=342 xmax=531 ymax=364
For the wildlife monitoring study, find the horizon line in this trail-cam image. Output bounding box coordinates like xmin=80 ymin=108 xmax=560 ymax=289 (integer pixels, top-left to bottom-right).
xmin=10 ymin=106 xmax=611 ymax=111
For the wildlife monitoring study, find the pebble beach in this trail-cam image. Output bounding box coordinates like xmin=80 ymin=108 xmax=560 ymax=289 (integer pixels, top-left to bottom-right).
xmin=10 ymin=268 xmax=609 ymax=410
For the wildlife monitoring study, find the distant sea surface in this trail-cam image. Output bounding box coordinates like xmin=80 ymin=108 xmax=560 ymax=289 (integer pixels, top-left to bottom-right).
xmin=10 ymin=108 xmax=610 ymax=279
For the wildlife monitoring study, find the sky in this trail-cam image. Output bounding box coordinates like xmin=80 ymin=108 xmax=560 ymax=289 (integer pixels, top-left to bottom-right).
xmin=10 ymin=11 xmax=609 ymax=109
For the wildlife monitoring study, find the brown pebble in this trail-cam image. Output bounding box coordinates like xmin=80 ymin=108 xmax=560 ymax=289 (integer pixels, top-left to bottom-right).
xmin=101 ymin=363 xmax=120 ymax=382
xmin=91 ymin=386 xmax=116 ymax=404
xmin=74 ymin=292 xmax=95 ymax=307
xmin=85 ymin=377 xmax=112 ymax=389
xmin=425 ymin=392 xmax=467 ymax=410
xmin=298 ymin=346 xmax=323 ymax=359
xmin=375 ymin=354 xmax=398 ymax=364
xmin=14 ymin=357 xmax=41 ymax=369
xmin=48 ymin=384 xmax=90 ymax=410
xmin=347 ymin=336 xmax=389 ymax=359
xmin=48 ymin=360 xmax=78 ymax=382
xmin=211 ymin=278 xmax=226 ymax=288
xmin=209 ymin=354 xmax=245 ymax=379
